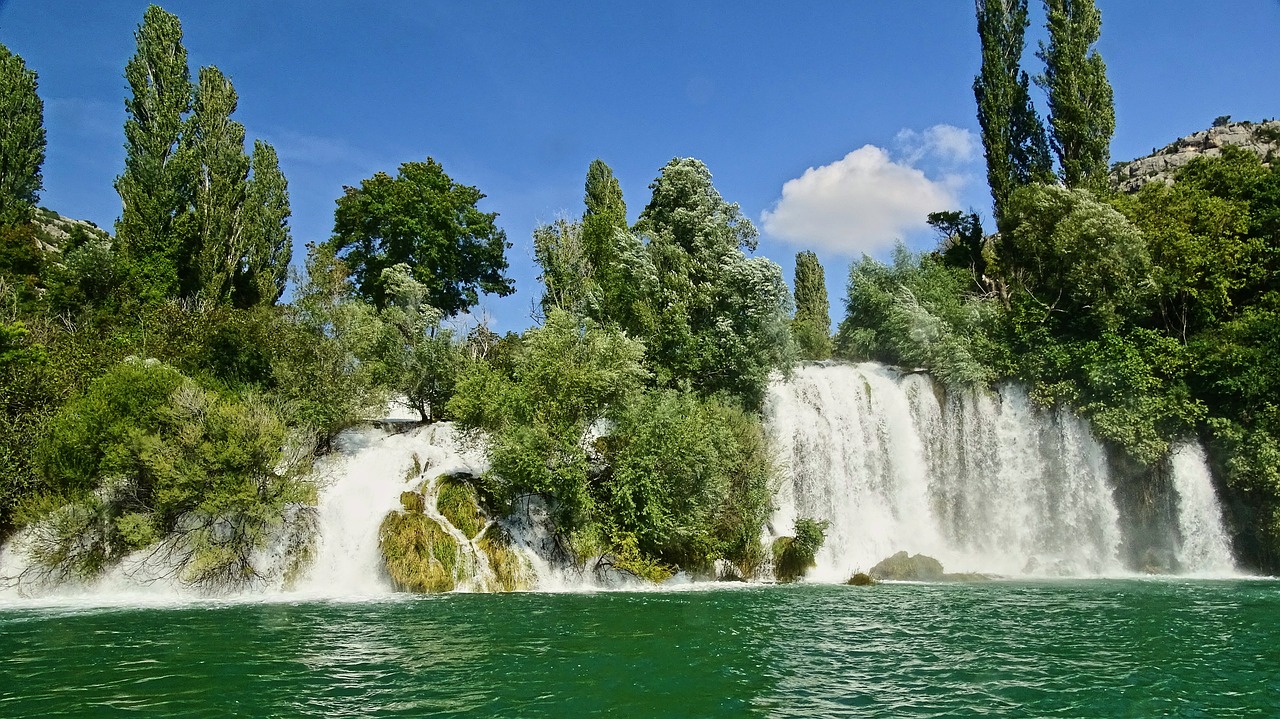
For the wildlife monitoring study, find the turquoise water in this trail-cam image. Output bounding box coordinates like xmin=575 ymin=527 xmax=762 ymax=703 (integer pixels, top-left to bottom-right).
xmin=2 ymin=580 xmax=1277 ymax=717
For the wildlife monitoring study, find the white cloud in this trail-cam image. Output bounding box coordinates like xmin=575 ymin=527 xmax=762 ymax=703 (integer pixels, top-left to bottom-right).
xmin=894 ymin=124 xmax=979 ymax=166
xmin=761 ymin=141 xmax=965 ymax=256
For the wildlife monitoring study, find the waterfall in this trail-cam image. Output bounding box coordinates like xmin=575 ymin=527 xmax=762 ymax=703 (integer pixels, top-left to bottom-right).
xmin=1168 ymin=442 xmax=1236 ymax=575
xmin=768 ymin=363 xmax=1126 ymax=579
xmin=293 ymin=422 xmax=490 ymax=597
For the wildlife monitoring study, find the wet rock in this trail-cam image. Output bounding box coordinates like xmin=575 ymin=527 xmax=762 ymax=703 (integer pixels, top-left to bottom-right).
xmin=847 ymin=572 xmax=877 ymax=586
xmin=869 ymin=551 xmax=945 ymax=581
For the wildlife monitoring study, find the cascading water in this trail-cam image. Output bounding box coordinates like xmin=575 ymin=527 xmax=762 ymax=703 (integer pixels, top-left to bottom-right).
xmin=293 ymin=422 xmax=491 ymax=597
xmin=1168 ymin=442 xmax=1236 ymax=575
xmin=768 ymin=363 xmax=1128 ymax=579
xmin=1 ymin=368 xmax=1246 ymax=602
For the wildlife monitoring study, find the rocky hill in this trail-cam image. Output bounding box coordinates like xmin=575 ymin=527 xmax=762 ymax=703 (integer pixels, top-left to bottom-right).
xmin=1110 ymin=119 xmax=1280 ymax=193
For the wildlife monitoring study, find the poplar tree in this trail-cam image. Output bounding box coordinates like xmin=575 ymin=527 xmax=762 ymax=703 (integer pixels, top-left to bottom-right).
xmin=792 ymin=251 xmax=832 ymax=360
xmin=185 ymin=65 xmax=250 ymax=302
xmin=973 ymin=0 xmax=1052 ymax=224
xmin=114 ymin=5 xmax=193 ymax=300
xmin=0 ymin=44 xmax=45 ymax=228
xmin=581 ymin=159 xmax=634 ymax=323
xmin=1037 ymin=0 xmax=1115 ymax=191
xmin=234 ymin=140 xmax=292 ymax=307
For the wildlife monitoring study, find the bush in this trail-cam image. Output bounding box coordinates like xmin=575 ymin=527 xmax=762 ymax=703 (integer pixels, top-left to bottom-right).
xmin=28 ymin=360 xmax=316 ymax=588
xmin=772 ymin=517 xmax=828 ymax=582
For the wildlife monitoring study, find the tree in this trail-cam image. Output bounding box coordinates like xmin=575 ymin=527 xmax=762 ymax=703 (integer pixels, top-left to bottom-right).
xmin=374 ymin=263 xmax=460 ymax=422
xmin=329 ymin=159 xmax=514 ymax=315
xmin=973 ymin=0 xmax=1052 ymax=222
xmin=999 ymin=184 xmax=1150 ymax=331
xmin=0 ymin=44 xmax=45 ymax=229
xmin=581 ymin=159 xmax=638 ymax=325
xmin=114 ymin=5 xmax=194 ymax=301
xmin=634 ymin=158 xmax=792 ymax=407
xmin=1037 ymin=0 xmax=1115 ymax=191
xmin=184 ymin=66 xmax=250 ymax=302
xmin=234 ymin=140 xmax=292 ymax=307
xmin=792 ymin=251 xmax=832 ymax=360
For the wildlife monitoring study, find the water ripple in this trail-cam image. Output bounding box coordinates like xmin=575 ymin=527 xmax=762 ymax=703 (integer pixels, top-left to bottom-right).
xmin=1 ymin=580 xmax=1278 ymax=717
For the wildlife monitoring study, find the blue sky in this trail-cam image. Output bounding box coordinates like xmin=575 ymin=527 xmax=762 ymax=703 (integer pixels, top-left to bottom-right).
xmin=2 ymin=1 xmax=1278 ymax=332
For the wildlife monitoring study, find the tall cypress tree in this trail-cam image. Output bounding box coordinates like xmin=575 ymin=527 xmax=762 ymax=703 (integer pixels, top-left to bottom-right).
xmin=114 ymin=5 xmax=193 ymax=301
xmin=234 ymin=140 xmax=292 ymax=307
xmin=973 ymin=0 xmax=1052 ymax=224
xmin=185 ymin=65 xmax=250 ymax=302
xmin=581 ymin=159 xmax=630 ymax=323
xmin=792 ymin=250 xmax=832 ymax=360
xmin=0 ymin=44 xmax=45 ymax=229
xmin=1037 ymin=0 xmax=1115 ymax=191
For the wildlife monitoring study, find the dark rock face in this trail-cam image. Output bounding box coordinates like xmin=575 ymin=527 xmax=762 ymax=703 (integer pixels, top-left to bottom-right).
xmin=1106 ymin=446 xmax=1180 ymax=574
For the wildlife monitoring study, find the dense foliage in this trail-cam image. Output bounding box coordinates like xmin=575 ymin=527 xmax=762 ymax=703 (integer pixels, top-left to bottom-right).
xmin=0 ymin=43 xmax=45 ymax=229
xmin=973 ymin=0 xmax=1052 ymax=222
xmin=328 ymin=159 xmax=514 ymax=315
xmin=792 ymin=251 xmax=833 ymax=360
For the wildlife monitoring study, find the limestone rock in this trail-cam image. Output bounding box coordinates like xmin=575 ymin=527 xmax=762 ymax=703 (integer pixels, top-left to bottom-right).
xmin=869 ymin=551 xmax=945 ymax=581
xmin=1110 ymin=119 xmax=1280 ymax=193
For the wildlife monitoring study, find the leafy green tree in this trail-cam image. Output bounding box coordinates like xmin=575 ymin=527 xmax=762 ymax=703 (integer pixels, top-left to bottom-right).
xmin=275 ymin=243 xmax=388 ymax=450
xmin=929 ymin=210 xmax=988 ymax=281
xmin=792 ymin=251 xmax=832 ymax=360
xmin=184 ymin=66 xmax=250 ymax=302
xmin=603 ymin=390 xmax=776 ymax=575
xmin=1037 ymin=0 xmax=1115 ymax=191
xmin=836 ymin=245 xmax=1003 ymax=385
xmin=533 ymin=217 xmax=596 ymax=318
xmin=973 ymin=0 xmax=1052 ymax=221
xmin=0 ymin=44 xmax=45 ymax=228
xmin=448 ymin=309 xmax=648 ymax=534
xmin=234 ymin=140 xmax=292 ymax=307
xmin=114 ymin=5 xmax=194 ymax=302
xmin=374 ymin=263 xmax=461 ymax=422
xmin=998 ymin=184 xmax=1150 ymax=331
xmin=634 ymin=158 xmax=792 ymax=407
xmin=329 ymin=159 xmax=514 ymax=315
xmin=1112 ymin=181 xmax=1253 ymax=339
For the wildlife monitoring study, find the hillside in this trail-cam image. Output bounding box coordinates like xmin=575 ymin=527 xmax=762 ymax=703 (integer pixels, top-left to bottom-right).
xmin=1110 ymin=119 xmax=1280 ymax=193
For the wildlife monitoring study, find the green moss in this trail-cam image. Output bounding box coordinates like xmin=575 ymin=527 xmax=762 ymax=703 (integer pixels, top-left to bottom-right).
xmin=399 ymin=491 xmax=425 ymax=514
xmin=847 ymin=572 xmax=877 ymax=586
xmin=477 ymin=523 xmax=533 ymax=592
xmin=436 ymin=475 xmax=484 ymax=539
xmin=378 ymin=510 xmax=458 ymax=593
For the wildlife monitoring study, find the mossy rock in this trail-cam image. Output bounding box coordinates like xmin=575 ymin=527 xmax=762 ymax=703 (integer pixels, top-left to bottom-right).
xmin=378 ymin=511 xmax=458 ymax=593
xmin=399 ymin=491 xmax=425 ymax=514
xmin=847 ymin=572 xmax=877 ymax=586
xmin=869 ymin=551 xmax=945 ymax=581
xmin=436 ymin=475 xmax=485 ymax=539
xmin=477 ymin=523 xmax=534 ymax=592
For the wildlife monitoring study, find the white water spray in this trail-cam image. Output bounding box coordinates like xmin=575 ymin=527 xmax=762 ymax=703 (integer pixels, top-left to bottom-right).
xmin=1168 ymin=442 xmax=1236 ymax=575
xmin=769 ymin=363 xmax=1128 ymax=579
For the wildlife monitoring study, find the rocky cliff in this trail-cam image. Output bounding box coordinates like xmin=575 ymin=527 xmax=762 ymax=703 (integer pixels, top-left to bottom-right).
xmin=1110 ymin=119 xmax=1280 ymax=193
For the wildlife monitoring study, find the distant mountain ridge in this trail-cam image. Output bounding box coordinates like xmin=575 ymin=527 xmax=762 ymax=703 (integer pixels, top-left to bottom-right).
xmin=1110 ymin=118 xmax=1280 ymax=193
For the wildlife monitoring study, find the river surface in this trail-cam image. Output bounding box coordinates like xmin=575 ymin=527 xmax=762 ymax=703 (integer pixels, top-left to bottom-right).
xmin=2 ymin=579 xmax=1276 ymax=718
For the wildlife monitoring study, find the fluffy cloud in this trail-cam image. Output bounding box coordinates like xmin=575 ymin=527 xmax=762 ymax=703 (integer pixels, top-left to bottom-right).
xmin=762 ymin=127 xmax=977 ymax=255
